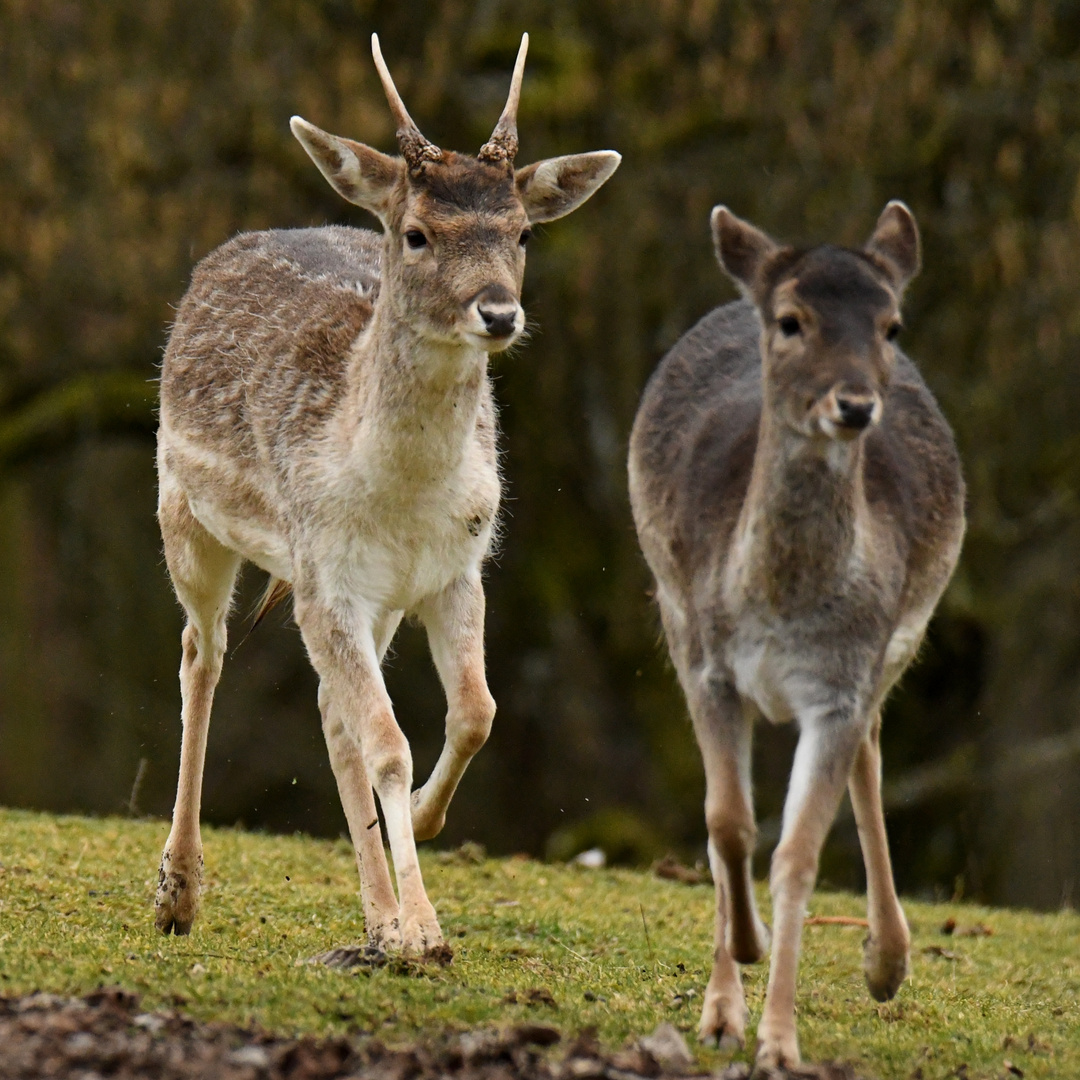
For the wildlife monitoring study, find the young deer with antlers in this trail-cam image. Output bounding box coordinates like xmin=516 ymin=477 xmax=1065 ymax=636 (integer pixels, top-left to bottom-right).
xmin=629 ymin=203 xmax=964 ymax=1066
xmin=154 ymin=34 xmax=619 ymax=954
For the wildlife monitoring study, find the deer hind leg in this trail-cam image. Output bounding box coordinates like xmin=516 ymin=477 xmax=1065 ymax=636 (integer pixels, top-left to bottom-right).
xmin=756 ymin=710 xmax=864 ymax=1069
xmin=156 ymin=488 xmax=240 ymax=935
xmin=688 ymin=674 xmax=766 ymax=1049
xmin=298 ymin=599 xmax=442 ymax=954
xmin=849 ymin=710 xmax=910 ymax=1001
xmin=410 ymin=572 xmax=495 ymax=841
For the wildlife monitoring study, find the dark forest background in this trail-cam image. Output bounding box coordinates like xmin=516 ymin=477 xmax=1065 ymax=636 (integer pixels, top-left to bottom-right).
xmin=1 ymin=0 xmax=1079 ymax=910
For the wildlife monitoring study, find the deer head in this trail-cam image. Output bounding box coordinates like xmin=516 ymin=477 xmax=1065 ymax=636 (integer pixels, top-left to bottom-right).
xmin=711 ymin=202 xmax=920 ymax=440
xmin=291 ymin=34 xmax=620 ymax=353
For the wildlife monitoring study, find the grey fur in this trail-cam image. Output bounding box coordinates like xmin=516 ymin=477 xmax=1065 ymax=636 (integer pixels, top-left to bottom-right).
xmin=628 ymin=204 xmax=964 ymax=1067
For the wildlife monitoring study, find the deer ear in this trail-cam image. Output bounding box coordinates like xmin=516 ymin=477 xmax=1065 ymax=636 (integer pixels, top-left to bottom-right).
xmin=291 ymin=117 xmax=403 ymax=219
xmin=865 ymin=200 xmax=921 ymax=289
xmin=710 ymin=206 xmax=779 ymax=294
xmin=515 ymin=151 xmax=621 ymax=224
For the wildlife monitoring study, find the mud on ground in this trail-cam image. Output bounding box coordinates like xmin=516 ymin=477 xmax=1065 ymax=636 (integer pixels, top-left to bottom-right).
xmin=0 ymin=988 xmax=869 ymax=1080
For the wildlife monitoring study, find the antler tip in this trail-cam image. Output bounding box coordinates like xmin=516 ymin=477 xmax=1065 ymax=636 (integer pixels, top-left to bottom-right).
xmin=477 ymin=32 xmax=530 ymax=165
xmin=369 ymin=32 xmax=441 ymax=167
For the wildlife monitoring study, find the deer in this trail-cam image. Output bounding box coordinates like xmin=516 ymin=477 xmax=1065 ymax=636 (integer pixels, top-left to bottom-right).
xmin=153 ymin=33 xmax=619 ymax=955
xmin=628 ymin=202 xmax=964 ymax=1067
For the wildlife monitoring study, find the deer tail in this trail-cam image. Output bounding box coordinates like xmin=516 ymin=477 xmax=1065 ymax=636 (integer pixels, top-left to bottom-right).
xmin=251 ymin=576 xmax=293 ymax=632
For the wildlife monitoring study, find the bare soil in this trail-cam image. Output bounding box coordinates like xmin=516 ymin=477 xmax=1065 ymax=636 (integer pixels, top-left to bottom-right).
xmin=0 ymin=988 xmax=868 ymax=1080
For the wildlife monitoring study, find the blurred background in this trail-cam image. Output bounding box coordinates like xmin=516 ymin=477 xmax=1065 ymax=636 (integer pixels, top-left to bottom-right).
xmin=1 ymin=0 xmax=1078 ymax=911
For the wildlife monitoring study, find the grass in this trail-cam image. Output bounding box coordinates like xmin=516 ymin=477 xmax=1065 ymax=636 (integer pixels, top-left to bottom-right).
xmin=0 ymin=808 xmax=1077 ymax=1079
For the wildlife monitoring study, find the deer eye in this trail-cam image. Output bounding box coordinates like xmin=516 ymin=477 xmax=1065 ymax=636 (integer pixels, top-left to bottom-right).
xmin=405 ymin=230 xmax=427 ymax=250
xmin=519 ymin=228 xmax=532 ymax=247
xmin=778 ymin=315 xmax=801 ymax=337
xmin=886 ymin=321 xmax=902 ymax=342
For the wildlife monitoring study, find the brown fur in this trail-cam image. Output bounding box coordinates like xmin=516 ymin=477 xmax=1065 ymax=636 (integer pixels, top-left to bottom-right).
xmin=153 ymin=37 xmax=619 ymax=954
xmin=628 ymin=203 xmax=964 ymax=1067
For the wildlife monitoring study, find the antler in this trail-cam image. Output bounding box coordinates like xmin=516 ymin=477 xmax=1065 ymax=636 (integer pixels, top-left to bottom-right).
xmin=478 ymin=33 xmax=529 ymax=166
xmin=371 ymin=33 xmax=442 ymax=171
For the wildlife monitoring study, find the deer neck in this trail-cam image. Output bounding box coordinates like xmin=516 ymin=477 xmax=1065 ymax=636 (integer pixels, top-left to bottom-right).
xmin=342 ymin=298 xmax=489 ymax=484
xmin=736 ymin=397 xmax=868 ymax=613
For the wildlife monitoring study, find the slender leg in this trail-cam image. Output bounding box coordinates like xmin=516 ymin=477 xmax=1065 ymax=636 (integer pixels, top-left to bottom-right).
xmin=849 ymin=711 xmax=910 ymax=1000
xmin=318 ymin=683 xmax=400 ymax=949
xmin=411 ymin=572 xmax=495 ymax=840
xmin=756 ymin=711 xmax=864 ymax=1068
xmin=296 ymin=596 xmax=442 ymax=953
xmin=155 ymin=487 xmax=240 ymax=935
xmin=686 ymin=673 xmax=767 ymax=1048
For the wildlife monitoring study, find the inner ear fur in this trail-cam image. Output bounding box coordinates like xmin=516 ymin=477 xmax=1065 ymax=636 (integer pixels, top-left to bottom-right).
xmin=515 ymin=151 xmax=621 ymax=224
xmin=291 ymin=117 xmax=404 ymax=221
xmin=865 ymin=200 xmax=921 ymax=289
xmin=710 ymin=206 xmax=780 ymax=297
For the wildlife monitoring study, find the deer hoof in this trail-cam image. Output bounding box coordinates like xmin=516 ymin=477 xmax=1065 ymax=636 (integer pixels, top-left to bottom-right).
xmin=367 ymin=917 xmax=403 ymax=953
xmin=410 ymin=789 xmax=447 ymax=841
xmin=154 ymin=849 xmax=203 ymax=935
xmin=863 ymin=934 xmax=909 ymax=1001
xmin=400 ymin=904 xmax=443 ymax=954
xmin=729 ymin=914 xmax=771 ymax=964
xmin=698 ymin=991 xmax=746 ymax=1050
xmin=754 ymin=1018 xmax=800 ymax=1070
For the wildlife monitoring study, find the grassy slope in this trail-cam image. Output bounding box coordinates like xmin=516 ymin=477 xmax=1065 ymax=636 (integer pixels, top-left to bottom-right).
xmin=0 ymin=809 xmax=1076 ymax=1080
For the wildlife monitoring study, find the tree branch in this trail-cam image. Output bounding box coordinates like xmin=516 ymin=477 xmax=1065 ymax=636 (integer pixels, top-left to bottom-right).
xmin=0 ymin=371 xmax=157 ymax=468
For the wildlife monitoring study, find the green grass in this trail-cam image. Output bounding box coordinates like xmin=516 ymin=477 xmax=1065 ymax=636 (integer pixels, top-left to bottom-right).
xmin=0 ymin=808 xmax=1077 ymax=1079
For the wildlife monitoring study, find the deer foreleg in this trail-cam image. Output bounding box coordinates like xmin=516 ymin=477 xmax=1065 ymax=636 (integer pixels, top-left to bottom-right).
xmin=298 ymin=599 xmax=442 ymax=954
xmin=318 ymin=684 xmax=401 ymax=949
xmin=849 ymin=711 xmax=910 ymax=1001
xmin=757 ymin=711 xmax=863 ymax=1068
xmin=411 ymin=572 xmax=495 ymax=841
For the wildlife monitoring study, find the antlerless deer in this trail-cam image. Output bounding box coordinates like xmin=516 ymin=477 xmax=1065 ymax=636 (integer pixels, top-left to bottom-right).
xmin=629 ymin=204 xmax=964 ymax=1067
xmin=154 ymin=34 xmax=619 ymax=954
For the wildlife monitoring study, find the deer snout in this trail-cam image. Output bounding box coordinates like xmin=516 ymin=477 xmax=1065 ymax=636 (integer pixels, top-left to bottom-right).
xmin=836 ymin=394 xmax=877 ymax=430
xmin=466 ymin=284 xmax=523 ymax=347
xmin=817 ymin=386 xmax=882 ymax=439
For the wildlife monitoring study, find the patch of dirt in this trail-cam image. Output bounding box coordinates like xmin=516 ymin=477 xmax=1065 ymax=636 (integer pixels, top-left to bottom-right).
xmin=0 ymin=988 xmax=870 ymax=1080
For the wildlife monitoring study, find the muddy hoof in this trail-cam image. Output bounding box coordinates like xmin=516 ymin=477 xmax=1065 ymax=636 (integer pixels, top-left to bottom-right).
xmin=154 ymin=851 xmax=202 ymax=936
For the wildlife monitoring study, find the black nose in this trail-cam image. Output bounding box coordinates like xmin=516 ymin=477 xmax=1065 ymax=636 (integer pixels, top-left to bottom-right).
xmin=478 ymin=305 xmax=517 ymax=338
xmin=836 ymin=396 xmax=876 ymax=430
xmin=473 ymin=284 xmax=520 ymax=339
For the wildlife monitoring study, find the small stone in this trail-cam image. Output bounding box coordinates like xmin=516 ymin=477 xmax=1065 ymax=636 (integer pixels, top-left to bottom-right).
xmin=229 ymin=1044 xmax=271 ymax=1067
xmin=573 ymin=848 xmax=606 ymax=869
xmin=638 ymin=1022 xmax=694 ymax=1073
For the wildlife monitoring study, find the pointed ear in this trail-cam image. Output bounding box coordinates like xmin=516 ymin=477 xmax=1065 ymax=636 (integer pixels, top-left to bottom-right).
xmin=291 ymin=116 xmax=403 ymax=220
xmin=865 ymin=200 xmax=921 ymax=289
xmin=710 ymin=206 xmax=780 ymax=295
xmin=515 ymin=151 xmax=621 ymax=224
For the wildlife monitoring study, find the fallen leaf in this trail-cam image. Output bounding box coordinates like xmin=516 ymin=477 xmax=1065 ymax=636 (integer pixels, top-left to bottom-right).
xmin=922 ymin=945 xmax=960 ymax=960
xmin=652 ymin=854 xmax=710 ymax=885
